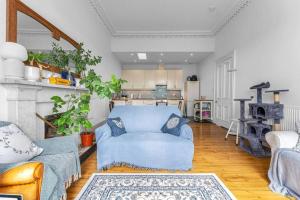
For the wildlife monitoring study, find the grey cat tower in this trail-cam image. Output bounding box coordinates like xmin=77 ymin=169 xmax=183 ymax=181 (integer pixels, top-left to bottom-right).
xmin=235 ymin=82 xmax=288 ymax=157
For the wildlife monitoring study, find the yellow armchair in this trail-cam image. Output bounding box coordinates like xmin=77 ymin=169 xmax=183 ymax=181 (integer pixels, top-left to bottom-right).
xmin=0 ymin=162 xmax=44 ymax=200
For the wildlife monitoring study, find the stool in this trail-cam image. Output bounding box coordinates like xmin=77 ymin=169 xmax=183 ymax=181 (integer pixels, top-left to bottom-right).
xmin=225 ymin=119 xmax=240 ymax=145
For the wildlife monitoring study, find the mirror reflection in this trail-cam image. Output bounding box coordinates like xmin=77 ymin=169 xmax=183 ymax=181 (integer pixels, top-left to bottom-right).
xmin=17 ymin=11 xmax=78 ymax=84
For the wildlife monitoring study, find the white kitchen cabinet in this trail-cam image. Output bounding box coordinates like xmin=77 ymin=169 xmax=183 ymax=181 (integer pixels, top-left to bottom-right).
xmin=156 ymin=70 xmax=167 ymax=85
xmin=167 ymin=70 xmax=176 ymax=89
xmin=121 ymin=70 xmax=133 ymax=89
xmin=175 ymin=70 xmax=183 ymax=89
xmin=144 ymin=70 xmax=156 ymax=89
xmin=131 ymin=70 xmax=145 ymax=89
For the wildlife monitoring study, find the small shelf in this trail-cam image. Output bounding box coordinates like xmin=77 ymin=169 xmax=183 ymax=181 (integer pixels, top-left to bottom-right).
xmin=193 ymin=100 xmax=213 ymax=122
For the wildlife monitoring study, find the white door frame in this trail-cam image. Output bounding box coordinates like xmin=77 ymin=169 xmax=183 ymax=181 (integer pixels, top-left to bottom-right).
xmin=213 ymin=50 xmax=237 ymax=128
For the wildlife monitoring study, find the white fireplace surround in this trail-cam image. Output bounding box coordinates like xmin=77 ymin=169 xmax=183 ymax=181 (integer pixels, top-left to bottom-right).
xmin=0 ymin=78 xmax=87 ymax=140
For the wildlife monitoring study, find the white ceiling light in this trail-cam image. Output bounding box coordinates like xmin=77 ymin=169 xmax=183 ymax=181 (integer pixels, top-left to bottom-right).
xmin=190 ymin=53 xmax=194 ymax=57
xmin=137 ymin=53 xmax=147 ymax=60
xmin=160 ymin=53 xmax=164 ymax=56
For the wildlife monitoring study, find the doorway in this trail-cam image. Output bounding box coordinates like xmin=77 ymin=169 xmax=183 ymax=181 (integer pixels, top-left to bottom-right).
xmin=214 ymin=51 xmax=236 ymax=128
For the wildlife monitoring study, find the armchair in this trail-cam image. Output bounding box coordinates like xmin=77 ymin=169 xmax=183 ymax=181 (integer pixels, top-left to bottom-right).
xmin=0 ymin=121 xmax=81 ymax=200
xmin=0 ymin=162 xmax=44 ymax=200
xmin=266 ymin=131 xmax=300 ymax=199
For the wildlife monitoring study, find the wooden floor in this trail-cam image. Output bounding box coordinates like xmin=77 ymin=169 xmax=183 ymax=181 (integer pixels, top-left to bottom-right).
xmin=67 ymin=122 xmax=289 ymax=200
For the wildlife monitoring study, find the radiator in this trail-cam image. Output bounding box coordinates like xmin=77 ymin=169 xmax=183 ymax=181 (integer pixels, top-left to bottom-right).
xmin=281 ymin=105 xmax=300 ymax=131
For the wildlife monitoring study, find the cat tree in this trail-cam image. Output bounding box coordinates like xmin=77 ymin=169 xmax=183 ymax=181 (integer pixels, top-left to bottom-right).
xmin=235 ymin=82 xmax=288 ymax=157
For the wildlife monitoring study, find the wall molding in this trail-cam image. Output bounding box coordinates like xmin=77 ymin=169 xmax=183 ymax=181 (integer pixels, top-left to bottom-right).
xmin=89 ymin=0 xmax=252 ymax=38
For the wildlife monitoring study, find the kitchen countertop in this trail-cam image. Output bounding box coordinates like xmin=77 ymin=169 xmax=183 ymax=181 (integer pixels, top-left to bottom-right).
xmin=113 ymin=98 xmax=184 ymax=101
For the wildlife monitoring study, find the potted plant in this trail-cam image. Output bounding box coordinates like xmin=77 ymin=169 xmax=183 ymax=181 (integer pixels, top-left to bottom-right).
xmin=51 ymin=43 xmax=126 ymax=146
xmin=69 ymin=43 xmax=101 ymax=87
xmin=51 ymin=93 xmax=94 ymax=146
xmin=26 ymin=52 xmax=48 ymax=82
xmin=47 ymin=43 xmax=70 ymax=79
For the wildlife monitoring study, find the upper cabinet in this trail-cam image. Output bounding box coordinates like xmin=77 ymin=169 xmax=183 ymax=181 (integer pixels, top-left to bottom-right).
xmin=156 ymin=70 xmax=168 ymax=85
xmin=175 ymin=70 xmax=183 ymax=89
xmin=131 ymin=70 xmax=145 ymax=89
xmin=144 ymin=70 xmax=156 ymax=89
xmin=167 ymin=70 xmax=176 ymax=89
xmin=122 ymin=69 xmax=183 ymax=90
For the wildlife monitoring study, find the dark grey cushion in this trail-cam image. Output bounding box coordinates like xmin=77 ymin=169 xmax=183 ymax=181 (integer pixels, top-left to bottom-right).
xmin=0 ymin=121 xmax=11 ymax=128
xmin=161 ymin=113 xmax=188 ymax=136
xmin=107 ymin=117 xmax=126 ymax=137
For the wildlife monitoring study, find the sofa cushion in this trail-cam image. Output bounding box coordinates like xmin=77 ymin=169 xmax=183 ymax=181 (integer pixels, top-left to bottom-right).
xmin=107 ymin=117 xmax=126 ymax=137
xmin=0 ymin=124 xmax=43 ymax=164
xmin=161 ymin=113 xmax=187 ymax=136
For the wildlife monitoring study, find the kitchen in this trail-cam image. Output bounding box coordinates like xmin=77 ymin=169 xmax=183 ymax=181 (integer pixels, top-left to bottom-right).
xmin=112 ymin=66 xmax=200 ymax=115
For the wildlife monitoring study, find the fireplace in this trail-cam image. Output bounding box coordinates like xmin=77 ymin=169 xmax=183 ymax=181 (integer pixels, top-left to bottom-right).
xmin=44 ymin=113 xmax=62 ymax=138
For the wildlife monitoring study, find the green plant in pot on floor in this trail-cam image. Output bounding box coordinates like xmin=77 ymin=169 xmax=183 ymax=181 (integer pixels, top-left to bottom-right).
xmin=51 ymin=44 xmax=126 ymax=146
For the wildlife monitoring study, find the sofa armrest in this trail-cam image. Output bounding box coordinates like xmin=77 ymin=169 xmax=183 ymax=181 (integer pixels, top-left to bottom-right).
xmin=180 ymin=124 xmax=193 ymax=141
xmin=266 ymin=131 xmax=299 ymax=153
xmin=95 ymin=123 xmax=112 ymax=143
xmin=35 ymin=135 xmax=78 ymax=156
xmin=0 ymin=162 xmax=43 ymax=186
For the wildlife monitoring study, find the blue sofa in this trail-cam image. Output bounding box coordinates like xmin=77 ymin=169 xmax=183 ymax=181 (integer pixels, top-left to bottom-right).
xmin=95 ymin=105 xmax=194 ymax=171
xmin=0 ymin=121 xmax=81 ymax=200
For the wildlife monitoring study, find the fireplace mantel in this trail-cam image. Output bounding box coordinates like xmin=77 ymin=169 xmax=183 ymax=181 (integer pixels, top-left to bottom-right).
xmin=0 ymin=78 xmax=87 ymax=140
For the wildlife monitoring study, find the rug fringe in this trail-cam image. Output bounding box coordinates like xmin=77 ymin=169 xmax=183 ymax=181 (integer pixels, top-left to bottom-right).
xmin=100 ymin=162 xmax=191 ymax=171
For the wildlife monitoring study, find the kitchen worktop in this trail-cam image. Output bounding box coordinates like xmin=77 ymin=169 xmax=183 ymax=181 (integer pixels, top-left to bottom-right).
xmin=112 ymin=98 xmax=184 ymax=101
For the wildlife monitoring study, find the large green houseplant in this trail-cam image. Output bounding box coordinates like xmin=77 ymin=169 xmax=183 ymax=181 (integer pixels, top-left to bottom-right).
xmin=50 ymin=43 xmax=126 ymax=146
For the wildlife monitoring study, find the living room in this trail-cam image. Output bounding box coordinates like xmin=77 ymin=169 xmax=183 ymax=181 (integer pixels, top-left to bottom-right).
xmin=0 ymin=0 xmax=299 ymax=200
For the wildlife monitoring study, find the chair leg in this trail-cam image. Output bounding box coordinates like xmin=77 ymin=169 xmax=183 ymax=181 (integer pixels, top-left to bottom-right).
xmin=236 ymin=123 xmax=239 ymax=145
xmin=225 ymin=121 xmax=234 ymax=140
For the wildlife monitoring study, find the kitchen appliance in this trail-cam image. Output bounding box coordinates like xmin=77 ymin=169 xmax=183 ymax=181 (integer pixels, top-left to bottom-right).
xmin=184 ymin=81 xmax=200 ymax=117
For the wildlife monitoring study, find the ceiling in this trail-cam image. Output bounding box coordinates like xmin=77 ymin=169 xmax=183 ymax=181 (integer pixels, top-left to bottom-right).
xmin=114 ymin=52 xmax=211 ymax=65
xmin=91 ymin=0 xmax=242 ymax=36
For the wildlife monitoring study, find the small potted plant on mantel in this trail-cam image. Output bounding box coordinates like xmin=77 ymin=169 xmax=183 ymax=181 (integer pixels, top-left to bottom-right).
xmin=51 ymin=43 xmax=126 ymax=147
xmin=25 ymin=52 xmax=48 ymax=82
xmin=47 ymin=43 xmax=70 ymax=79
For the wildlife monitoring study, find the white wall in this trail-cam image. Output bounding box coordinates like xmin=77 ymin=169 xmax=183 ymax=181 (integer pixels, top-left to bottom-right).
xmin=0 ymin=0 xmax=122 ymax=123
xmin=198 ymin=0 xmax=300 ymax=119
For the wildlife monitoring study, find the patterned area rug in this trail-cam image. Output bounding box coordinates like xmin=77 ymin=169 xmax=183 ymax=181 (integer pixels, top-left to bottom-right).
xmin=75 ymin=173 xmax=236 ymax=200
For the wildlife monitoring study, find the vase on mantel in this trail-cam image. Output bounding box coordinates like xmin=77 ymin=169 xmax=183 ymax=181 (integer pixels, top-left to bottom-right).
xmin=0 ymin=42 xmax=28 ymax=79
xmin=25 ymin=65 xmax=40 ymax=82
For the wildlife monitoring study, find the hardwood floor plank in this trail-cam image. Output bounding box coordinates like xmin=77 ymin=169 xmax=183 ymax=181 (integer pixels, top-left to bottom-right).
xmin=67 ymin=122 xmax=291 ymax=200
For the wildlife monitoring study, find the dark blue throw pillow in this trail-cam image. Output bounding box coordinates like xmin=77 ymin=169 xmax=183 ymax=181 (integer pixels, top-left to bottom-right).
xmin=161 ymin=113 xmax=188 ymax=136
xmin=107 ymin=117 xmax=126 ymax=137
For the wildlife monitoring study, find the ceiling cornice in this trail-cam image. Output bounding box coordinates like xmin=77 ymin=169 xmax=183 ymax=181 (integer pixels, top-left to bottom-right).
xmin=212 ymin=0 xmax=252 ymax=35
xmin=89 ymin=0 xmax=252 ymax=38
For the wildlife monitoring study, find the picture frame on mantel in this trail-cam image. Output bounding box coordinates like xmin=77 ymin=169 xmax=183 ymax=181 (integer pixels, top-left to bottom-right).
xmin=6 ymin=0 xmax=81 ymax=78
